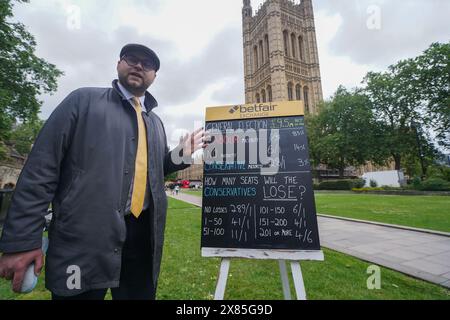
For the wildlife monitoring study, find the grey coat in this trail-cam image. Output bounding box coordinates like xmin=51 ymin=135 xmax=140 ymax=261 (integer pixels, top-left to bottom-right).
xmin=0 ymin=80 xmax=189 ymax=296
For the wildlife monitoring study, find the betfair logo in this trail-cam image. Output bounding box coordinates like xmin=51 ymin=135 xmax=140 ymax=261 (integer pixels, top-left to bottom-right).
xmin=241 ymin=104 xmax=276 ymax=113
xmin=229 ymin=106 xmax=240 ymax=114
xmin=229 ymin=104 xmax=276 ymax=114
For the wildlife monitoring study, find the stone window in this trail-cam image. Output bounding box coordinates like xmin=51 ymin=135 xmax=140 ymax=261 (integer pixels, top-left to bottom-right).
xmin=264 ymin=34 xmax=270 ymax=61
xmin=296 ymin=84 xmax=302 ymax=100
xmin=259 ymin=40 xmax=264 ymax=65
xmin=303 ymin=86 xmax=310 ymax=112
xmin=283 ymin=30 xmax=289 ymax=57
xmin=291 ymin=33 xmax=297 ymax=58
xmin=298 ymin=36 xmax=305 ymax=61
xmin=254 ymin=45 xmax=259 ymax=69
xmin=287 ymin=82 xmax=294 ymax=101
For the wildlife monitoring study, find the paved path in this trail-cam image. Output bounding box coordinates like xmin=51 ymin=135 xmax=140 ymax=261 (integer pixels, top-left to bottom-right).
xmin=169 ymin=192 xmax=450 ymax=288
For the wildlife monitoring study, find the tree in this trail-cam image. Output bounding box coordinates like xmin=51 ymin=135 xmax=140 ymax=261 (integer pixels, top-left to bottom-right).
xmin=362 ymin=43 xmax=447 ymax=170
xmin=307 ymin=86 xmax=383 ymax=178
xmin=164 ymin=172 xmax=178 ymax=182
xmin=0 ymin=0 xmax=63 ymax=158
xmin=401 ymin=128 xmax=441 ymax=179
xmin=9 ymin=119 xmax=44 ymax=155
xmin=415 ymin=42 xmax=450 ymax=149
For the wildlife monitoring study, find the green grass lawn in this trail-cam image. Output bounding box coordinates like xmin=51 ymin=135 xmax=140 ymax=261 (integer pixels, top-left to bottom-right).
xmin=1 ymin=197 xmax=448 ymax=300
xmin=179 ymin=190 xmax=450 ymax=233
xmin=314 ymin=193 xmax=450 ymax=233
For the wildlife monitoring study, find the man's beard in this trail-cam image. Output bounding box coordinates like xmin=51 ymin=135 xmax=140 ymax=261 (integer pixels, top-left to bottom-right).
xmin=118 ymin=73 xmax=148 ymax=94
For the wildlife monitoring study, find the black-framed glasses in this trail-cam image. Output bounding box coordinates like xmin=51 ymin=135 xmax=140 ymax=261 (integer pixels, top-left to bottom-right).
xmin=121 ymin=54 xmax=155 ymax=72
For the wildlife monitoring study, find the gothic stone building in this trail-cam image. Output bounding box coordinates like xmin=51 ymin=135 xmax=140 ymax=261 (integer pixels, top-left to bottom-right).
xmin=176 ymin=164 xmax=203 ymax=182
xmin=242 ymin=0 xmax=323 ymax=114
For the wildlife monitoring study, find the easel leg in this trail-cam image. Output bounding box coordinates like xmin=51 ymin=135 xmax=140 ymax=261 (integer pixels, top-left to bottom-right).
xmin=290 ymin=261 xmax=307 ymax=300
xmin=278 ymin=260 xmax=292 ymax=300
xmin=214 ymin=258 xmax=231 ymax=300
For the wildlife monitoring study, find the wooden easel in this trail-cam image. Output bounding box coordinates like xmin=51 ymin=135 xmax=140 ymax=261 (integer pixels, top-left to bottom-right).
xmin=202 ymin=248 xmax=324 ymax=300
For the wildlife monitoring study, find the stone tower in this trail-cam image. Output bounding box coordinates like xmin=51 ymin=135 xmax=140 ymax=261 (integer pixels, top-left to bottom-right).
xmin=242 ymin=0 xmax=323 ymax=114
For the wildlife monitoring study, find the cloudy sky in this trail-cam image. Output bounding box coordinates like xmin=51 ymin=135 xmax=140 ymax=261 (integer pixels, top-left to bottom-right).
xmin=12 ymin=0 xmax=450 ymax=148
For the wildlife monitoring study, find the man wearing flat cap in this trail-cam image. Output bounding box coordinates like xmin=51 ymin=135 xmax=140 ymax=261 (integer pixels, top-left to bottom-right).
xmin=0 ymin=44 xmax=204 ymax=300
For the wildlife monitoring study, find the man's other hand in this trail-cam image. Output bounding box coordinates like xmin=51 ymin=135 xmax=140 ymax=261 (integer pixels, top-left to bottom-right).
xmin=0 ymin=248 xmax=44 ymax=293
xmin=179 ymin=127 xmax=205 ymax=158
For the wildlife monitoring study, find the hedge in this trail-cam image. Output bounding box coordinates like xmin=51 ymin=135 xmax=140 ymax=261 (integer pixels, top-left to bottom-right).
xmin=316 ymin=179 xmax=365 ymax=190
xmin=419 ymin=178 xmax=450 ymax=191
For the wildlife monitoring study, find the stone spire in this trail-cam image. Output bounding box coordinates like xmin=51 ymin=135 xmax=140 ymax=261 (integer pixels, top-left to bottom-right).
xmin=242 ymin=0 xmax=253 ymax=18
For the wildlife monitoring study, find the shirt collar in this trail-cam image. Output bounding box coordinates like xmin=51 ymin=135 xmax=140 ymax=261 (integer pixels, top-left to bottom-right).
xmin=117 ymin=81 xmax=147 ymax=112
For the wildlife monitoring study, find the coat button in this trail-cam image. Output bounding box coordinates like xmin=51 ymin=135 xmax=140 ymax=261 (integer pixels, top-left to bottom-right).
xmin=124 ymin=170 xmax=129 ymax=175
xmin=114 ymin=248 xmax=119 ymax=253
xmin=131 ymin=137 xmax=136 ymax=141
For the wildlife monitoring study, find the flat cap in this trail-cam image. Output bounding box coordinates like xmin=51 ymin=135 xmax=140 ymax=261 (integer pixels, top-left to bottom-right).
xmin=120 ymin=43 xmax=160 ymax=72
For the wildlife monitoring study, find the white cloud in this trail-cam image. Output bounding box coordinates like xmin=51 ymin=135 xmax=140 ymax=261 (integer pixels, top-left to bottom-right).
xmin=118 ymin=0 xmax=243 ymax=61
xmin=315 ymin=10 xmax=379 ymax=99
xmin=10 ymin=0 xmax=450 ymax=149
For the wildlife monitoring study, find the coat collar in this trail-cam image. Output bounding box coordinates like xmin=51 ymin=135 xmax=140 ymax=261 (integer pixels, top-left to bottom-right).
xmin=112 ymin=79 xmax=158 ymax=112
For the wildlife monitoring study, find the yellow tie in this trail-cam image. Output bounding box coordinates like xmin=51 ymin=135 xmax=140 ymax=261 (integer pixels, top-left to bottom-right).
xmin=130 ymin=97 xmax=148 ymax=218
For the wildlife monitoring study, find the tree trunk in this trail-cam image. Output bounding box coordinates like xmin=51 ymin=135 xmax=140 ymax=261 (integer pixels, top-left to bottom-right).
xmin=339 ymin=167 xmax=345 ymax=179
xmin=393 ymin=154 xmax=401 ymax=171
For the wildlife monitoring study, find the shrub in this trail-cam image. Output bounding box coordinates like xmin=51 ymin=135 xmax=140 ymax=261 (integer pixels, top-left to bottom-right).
xmin=353 ymin=179 xmax=366 ymax=188
xmin=412 ymin=176 xmax=422 ymax=189
xmin=352 ymin=187 xmax=384 ymax=193
xmin=443 ymin=168 xmax=450 ymax=182
xmin=426 ymin=165 xmax=450 ymax=182
xmin=317 ymin=179 xmax=365 ymax=190
xmin=318 ymin=180 xmax=352 ymax=190
xmin=381 ymin=185 xmax=403 ymax=191
xmin=420 ymin=178 xmax=450 ymax=191
xmin=369 ymin=179 xmax=378 ymax=188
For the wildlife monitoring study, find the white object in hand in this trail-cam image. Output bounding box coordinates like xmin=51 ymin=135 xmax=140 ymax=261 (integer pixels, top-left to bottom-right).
xmin=20 ymin=237 xmax=49 ymax=293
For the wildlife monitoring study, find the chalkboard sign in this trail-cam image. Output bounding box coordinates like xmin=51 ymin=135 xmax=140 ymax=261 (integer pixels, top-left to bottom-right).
xmin=201 ymin=101 xmax=321 ymax=258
